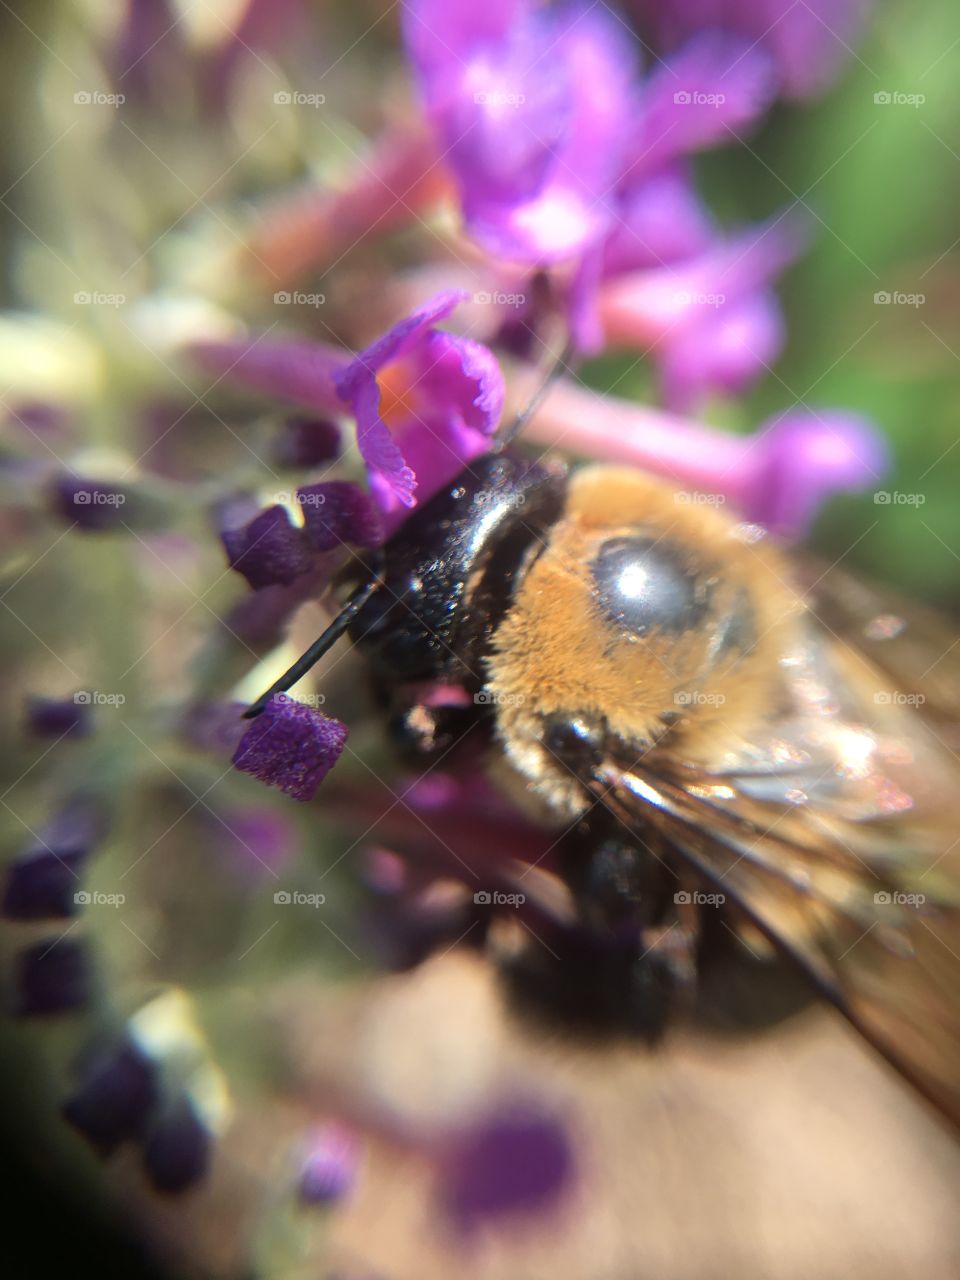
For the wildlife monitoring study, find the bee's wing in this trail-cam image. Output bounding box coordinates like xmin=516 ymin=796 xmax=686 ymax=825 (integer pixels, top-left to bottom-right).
xmin=591 ymin=607 xmax=960 ymax=1129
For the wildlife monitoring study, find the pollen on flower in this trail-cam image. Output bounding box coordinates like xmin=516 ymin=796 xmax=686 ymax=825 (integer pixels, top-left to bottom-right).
xmin=232 ymin=695 xmax=349 ymax=801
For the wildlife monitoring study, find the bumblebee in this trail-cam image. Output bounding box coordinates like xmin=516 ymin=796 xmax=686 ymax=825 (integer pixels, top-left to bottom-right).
xmin=246 ymin=445 xmax=960 ymax=1131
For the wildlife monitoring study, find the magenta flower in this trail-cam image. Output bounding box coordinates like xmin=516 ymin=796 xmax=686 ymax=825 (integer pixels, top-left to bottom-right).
xmin=191 ymin=291 xmax=504 ymax=533
xmin=402 ymin=0 xmax=634 ymax=263
xmin=633 ymin=0 xmax=875 ymax=101
xmin=232 ymin=695 xmax=349 ymax=802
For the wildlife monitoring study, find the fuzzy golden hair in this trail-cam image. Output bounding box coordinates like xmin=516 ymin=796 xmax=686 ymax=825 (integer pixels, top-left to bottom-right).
xmin=486 ymin=465 xmax=803 ymax=813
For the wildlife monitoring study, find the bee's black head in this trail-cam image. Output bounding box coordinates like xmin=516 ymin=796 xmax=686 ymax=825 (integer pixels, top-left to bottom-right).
xmin=346 ymin=450 xmax=566 ymax=686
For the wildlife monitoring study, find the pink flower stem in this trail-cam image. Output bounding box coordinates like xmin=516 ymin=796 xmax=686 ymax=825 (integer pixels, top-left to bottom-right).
xmin=246 ymin=125 xmax=451 ymax=289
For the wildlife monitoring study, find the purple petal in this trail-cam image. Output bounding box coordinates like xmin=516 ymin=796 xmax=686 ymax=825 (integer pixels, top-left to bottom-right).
xmin=12 ymin=938 xmax=94 ymax=1016
xmin=741 ymin=410 xmax=890 ymax=538
xmin=298 ymin=481 xmax=385 ymax=551
xmin=272 ymin=416 xmax=341 ymax=468
xmin=299 ymin=1123 xmax=360 ymax=1205
xmin=141 ymin=1094 xmax=211 ymax=1193
xmin=441 ymin=1103 xmax=575 ymax=1231
xmin=190 ymin=336 xmax=344 ymax=414
xmin=2 ymin=849 xmax=86 ymax=921
xmin=232 ymin=694 xmax=348 ymax=801
xmin=334 ymin=291 xmax=466 ymax=401
xmin=24 ymin=695 xmax=92 ymax=739
xmin=660 ymin=289 xmax=785 ymax=410
xmin=220 ymin=505 xmax=314 ymax=589
xmin=604 ymin=166 xmax=714 ymax=276
xmin=628 ymin=34 xmax=777 ymax=178
xmin=49 ymin=475 xmax=130 ymax=531
xmin=63 ymin=1036 xmax=159 ymax=1156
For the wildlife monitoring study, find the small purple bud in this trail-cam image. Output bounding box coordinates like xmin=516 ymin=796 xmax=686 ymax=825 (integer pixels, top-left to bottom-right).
xmin=141 ymin=1095 xmax=211 ymax=1193
xmin=298 ymin=482 xmax=384 ymax=551
xmin=298 ymin=1123 xmax=359 ymax=1205
xmin=62 ymin=1037 xmax=159 ymax=1155
xmin=273 ymin=417 xmax=342 ymax=468
xmin=24 ymin=695 xmax=92 ymax=740
xmin=49 ymin=476 xmax=131 ymax=532
xmin=442 ymin=1106 xmax=575 ymax=1231
xmin=2 ymin=848 xmax=86 ymax=921
xmin=220 ymin=505 xmax=314 ymax=589
xmin=3 ymin=799 xmax=104 ymax=920
xmin=12 ymin=938 xmax=93 ymax=1016
xmin=232 ymin=694 xmax=349 ymax=801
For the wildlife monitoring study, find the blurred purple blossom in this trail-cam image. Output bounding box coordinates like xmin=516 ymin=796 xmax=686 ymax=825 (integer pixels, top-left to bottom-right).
xmin=299 ymin=1122 xmax=360 ymax=1205
xmin=220 ymin=504 xmax=314 ymax=590
xmin=24 ymin=695 xmax=91 ymax=740
xmin=298 ymin=482 xmax=384 ymax=552
xmin=12 ymin=937 xmax=94 ymax=1016
xmin=63 ymin=1035 xmax=159 ymax=1156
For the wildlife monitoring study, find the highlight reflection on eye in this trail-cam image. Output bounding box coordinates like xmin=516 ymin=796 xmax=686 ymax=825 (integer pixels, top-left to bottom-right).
xmin=591 ymin=536 xmax=708 ymax=637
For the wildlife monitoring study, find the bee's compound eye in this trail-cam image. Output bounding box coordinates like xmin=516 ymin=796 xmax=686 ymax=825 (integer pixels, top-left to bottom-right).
xmin=591 ymin=536 xmax=708 ymax=637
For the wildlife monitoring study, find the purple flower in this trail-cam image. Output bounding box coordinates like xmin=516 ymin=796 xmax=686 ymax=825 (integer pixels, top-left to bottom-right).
xmin=272 ymin=416 xmax=341 ymax=469
xmin=440 ymin=1102 xmax=575 ymax=1231
xmin=232 ymin=694 xmax=348 ymax=801
xmin=220 ymin=504 xmax=314 ymax=589
xmin=191 ymin=292 xmax=504 ymax=534
xmin=212 ymin=805 xmax=297 ymax=879
xmin=141 ymin=1094 xmax=211 ymax=1193
xmin=12 ymin=937 xmax=94 ymax=1016
xmin=624 ymin=32 xmax=776 ymax=181
xmin=24 ymin=695 xmax=91 ymax=739
xmin=298 ymin=1122 xmax=360 ymax=1205
xmin=63 ymin=1035 xmax=159 ymax=1156
xmin=2 ymin=799 xmax=104 ymax=921
xmin=737 ymin=410 xmax=890 ymax=538
xmin=403 ymin=0 xmax=635 ymax=263
xmin=298 ymin=482 xmax=384 ymax=552
xmin=49 ymin=475 xmax=131 ymax=532
xmin=633 ymin=0 xmax=875 ymax=101
xmin=334 ymin=290 xmax=504 ymax=524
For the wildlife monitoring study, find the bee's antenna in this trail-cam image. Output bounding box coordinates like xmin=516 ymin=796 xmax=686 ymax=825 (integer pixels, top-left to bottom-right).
xmin=242 ymin=574 xmax=381 ymax=719
xmin=496 ymin=339 xmax=576 ymax=449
